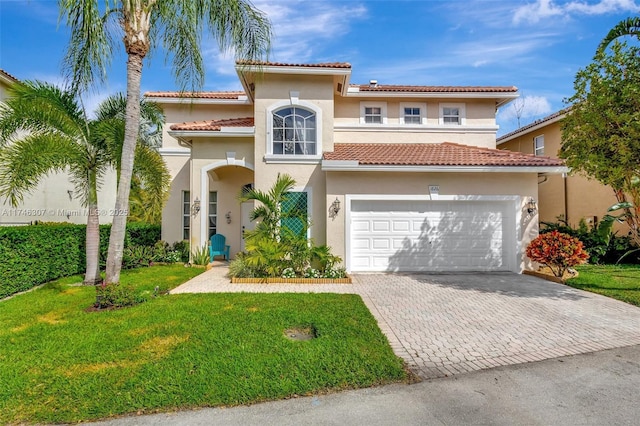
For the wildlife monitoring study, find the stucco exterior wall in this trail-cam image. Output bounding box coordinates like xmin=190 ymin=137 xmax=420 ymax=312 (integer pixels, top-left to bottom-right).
xmin=333 ymin=98 xmax=498 ymax=148
xmin=160 ymin=103 xmax=253 ymax=150
xmin=251 ymin=73 xmax=335 ymax=245
xmin=499 ymin=119 xmax=620 ymax=231
xmin=161 ymin=154 xmax=190 ymax=244
xmin=326 ymin=171 xmax=539 ymax=272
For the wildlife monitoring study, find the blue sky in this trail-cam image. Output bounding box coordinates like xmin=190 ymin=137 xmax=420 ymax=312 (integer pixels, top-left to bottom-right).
xmin=1 ymin=0 xmax=639 ymax=135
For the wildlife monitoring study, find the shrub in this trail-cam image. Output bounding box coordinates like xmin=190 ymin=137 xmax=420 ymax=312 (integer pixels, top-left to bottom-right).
xmin=541 ymin=218 xmax=638 ymax=264
xmin=172 ymin=240 xmax=190 ymax=263
xmin=122 ymin=245 xmax=155 ymax=269
xmin=191 ymin=245 xmax=210 ymax=266
xmin=0 ymin=224 xmax=85 ymax=299
xmin=526 ymin=231 xmax=589 ymax=277
xmin=228 ymin=253 xmax=256 ymax=278
xmin=0 ymin=222 xmax=162 ymax=299
xmin=95 ymin=282 xmax=146 ymax=309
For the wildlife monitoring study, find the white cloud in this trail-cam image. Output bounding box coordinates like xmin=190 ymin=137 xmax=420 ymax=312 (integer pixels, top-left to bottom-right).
xmin=513 ymin=0 xmax=640 ymax=25
xmin=253 ymin=0 xmax=367 ymax=63
xmin=498 ymin=95 xmax=553 ymax=122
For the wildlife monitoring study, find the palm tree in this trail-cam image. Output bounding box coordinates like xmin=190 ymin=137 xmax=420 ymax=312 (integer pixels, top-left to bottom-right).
xmin=58 ymin=0 xmax=272 ymax=284
xmin=597 ymin=16 xmax=640 ymax=54
xmin=239 ymin=173 xmax=297 ymax=241
xmin=0 ymin=81 xmax=169 ymax=285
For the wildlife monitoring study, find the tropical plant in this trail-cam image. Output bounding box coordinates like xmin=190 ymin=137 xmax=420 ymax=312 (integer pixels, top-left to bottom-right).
xmin=236 ymin=174 xmax=344 ymax=278
xmin=560 ymin=41 xmax=640 ymax=248
xmin=526 ymin=231 xmax=589 ymax=278
xmin=191 ymin=245 xmax=210 ymax=266
xmin=597 ymin=16 xmax=640 ymax=54
xmin=58 ymin=0 xmax=272 ymax=285
xmin=92 ymin=93 xmax=169 ymax=224
xmin=0 ymin=81 xmax=170 ymax=284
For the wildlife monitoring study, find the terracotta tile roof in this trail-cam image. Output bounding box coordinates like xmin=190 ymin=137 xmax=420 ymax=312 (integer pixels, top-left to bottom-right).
xmin=145 ymin=91 xmax=246 ymax=99
xmin=236 ymin=60 xmax=351 ymax=69
xmin=0 ymin=69 xmax=19 ymax=82
xmin=352 ymin=84 xmax=518 ymax=93
xmin=497 ymin=108 xmax=569 ymax=143
xmin=170 ymin=117 xmax=254 ymax=131
xmin=323 ymin=143 xmax=564 ymax=167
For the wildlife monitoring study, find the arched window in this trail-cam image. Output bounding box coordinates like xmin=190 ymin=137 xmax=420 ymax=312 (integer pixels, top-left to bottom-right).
xmin=272 ymin=107 xmax=316 ymax=156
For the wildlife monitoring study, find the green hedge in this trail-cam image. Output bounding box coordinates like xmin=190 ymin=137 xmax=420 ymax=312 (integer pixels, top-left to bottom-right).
xmin=0 ymin=223 xmax=160 ymax=299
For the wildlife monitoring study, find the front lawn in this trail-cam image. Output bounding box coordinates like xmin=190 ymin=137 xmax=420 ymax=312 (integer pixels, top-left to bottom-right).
xmin=0 ymin=265 xmax=406 ymax=424
xmin=566 ymin=264 xmax=640 ymax=306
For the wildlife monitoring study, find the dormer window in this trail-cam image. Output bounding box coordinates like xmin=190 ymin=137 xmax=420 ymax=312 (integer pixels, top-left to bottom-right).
xmin=272 ymin=107 xmax=316 ymax=155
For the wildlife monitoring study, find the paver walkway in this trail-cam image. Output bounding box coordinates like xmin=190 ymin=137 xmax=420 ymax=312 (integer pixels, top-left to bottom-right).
xmin=172 ymin=267 xmax=640 ymax=379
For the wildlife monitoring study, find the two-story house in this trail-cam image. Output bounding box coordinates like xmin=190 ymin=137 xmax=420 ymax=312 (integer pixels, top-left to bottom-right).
xmin=497 ymin=110 xmax=620 ymax=231
xmin=148 ymin=61 xmax=566 ymax=273
xmin=0 ymin=69 xmax=117 ymax=226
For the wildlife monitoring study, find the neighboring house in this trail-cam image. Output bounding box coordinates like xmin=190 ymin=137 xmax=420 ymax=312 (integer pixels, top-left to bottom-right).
xmin=0 ymin=69 xmax=117 ymax=226
xmin=148 ymin=61 xmax=565 ymax=273
xmin=497 ymin=110 xmax=619 ymax=231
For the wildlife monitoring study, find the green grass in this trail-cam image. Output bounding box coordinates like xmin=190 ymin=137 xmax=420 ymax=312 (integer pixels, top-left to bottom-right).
xmin=0 ymin=265 xmax=406 ymax=424
xmin=566 ymin=264 xmax=640 ymax=306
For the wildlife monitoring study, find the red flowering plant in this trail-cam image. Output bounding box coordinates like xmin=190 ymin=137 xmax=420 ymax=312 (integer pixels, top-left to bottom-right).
xmin=526 ymin=231 xmax=589 ymax=278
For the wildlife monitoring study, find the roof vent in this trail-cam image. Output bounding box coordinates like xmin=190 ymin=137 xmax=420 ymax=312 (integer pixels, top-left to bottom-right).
xmin=369 ymin=79 xmax=378 ymax=87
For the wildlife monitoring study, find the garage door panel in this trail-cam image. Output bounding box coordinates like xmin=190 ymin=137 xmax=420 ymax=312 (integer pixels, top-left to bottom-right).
xmin=350 ymin=199 xmax=514 ymax=272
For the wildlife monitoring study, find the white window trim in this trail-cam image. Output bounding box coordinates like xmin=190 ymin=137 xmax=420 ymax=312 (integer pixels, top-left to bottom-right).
xmin=534 ymin=135 xmax=545 ymax=156
xmin=439 ymin=103 xmax=466 ymax=126
xmin=265 ymin=99 xmax=322 ymax=163
xmin=360 ymin=101 xmax=388 ymax=124
xmin=399 ymin=102 xmax=427 ymax=125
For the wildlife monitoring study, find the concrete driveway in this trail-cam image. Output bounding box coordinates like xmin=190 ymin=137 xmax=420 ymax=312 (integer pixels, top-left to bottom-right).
xmin=172 ymin=269 xmax=640 ymax=379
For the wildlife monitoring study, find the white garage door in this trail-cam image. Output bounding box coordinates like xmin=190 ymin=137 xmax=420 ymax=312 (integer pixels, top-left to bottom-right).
xmin=349 ymin=199 xmax=515 ymax=272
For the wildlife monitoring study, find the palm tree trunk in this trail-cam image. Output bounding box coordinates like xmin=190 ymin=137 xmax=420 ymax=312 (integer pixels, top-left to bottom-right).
xmin=83 ymin=178 xmax=102 ymax=285
xmin=105 ymin=52 xmax=143 ymax=284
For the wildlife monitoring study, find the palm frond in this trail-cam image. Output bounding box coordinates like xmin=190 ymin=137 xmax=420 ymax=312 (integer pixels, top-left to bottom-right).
xmin=0 ymin=134 xmax=84 ymax=206
xmin=59 ymin=0 xmax=115 ymax=94
xmin=597 ymin=16 xmax=640 ymax=54
xmin=0 ymin=81 xmax=88 ymax=144
xmin=131 ymin=143 xmax=171 ymax=221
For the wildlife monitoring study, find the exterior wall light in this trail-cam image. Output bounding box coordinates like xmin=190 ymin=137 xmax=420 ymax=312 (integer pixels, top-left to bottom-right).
xmin=329 ymin=197 xmax=341 ymax=218
xmin=191 ymin=197 xmax=201 ymax=216
xmin=527 ymin=198 xmax=537 ymax=214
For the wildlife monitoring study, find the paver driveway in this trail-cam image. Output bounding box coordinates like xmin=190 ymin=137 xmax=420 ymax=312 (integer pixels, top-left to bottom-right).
xmin=172 ymin=269 xmax=640 ymax=379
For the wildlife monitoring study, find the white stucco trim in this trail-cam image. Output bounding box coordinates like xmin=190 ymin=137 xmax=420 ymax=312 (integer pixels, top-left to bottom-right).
xmin=159 ymin=147 xmax=191 ymax=157
xmin=200 ymin=159 xmax=255 ymax=245
xmin=168 ymin=129 xmax=255 ymax=138
xmin=334 ymin=124 xmax=499 ymax=133
xmin=322 ymin=161 xmax=568 ymax=174
xmin=345 ymin=89 xmax=519 ymax=107
xmin=344 ymin=194 xmax=522 ymax=274
xmin=145 ymin=97 xmax=250 ymax=105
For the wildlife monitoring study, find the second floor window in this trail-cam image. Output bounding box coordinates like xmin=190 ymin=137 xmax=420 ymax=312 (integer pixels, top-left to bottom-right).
xmin=534 ymin=135 xmax=544 ymax=156
xmin=442 ymin=106 xmax=461 ymax=124
xmin=272 ymin=107 xmax=316 ymax=155
xmin=403 ymin=107 xmax=421 ymax=124
xmin=364 ymin=106 xmax=382 ymax=123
